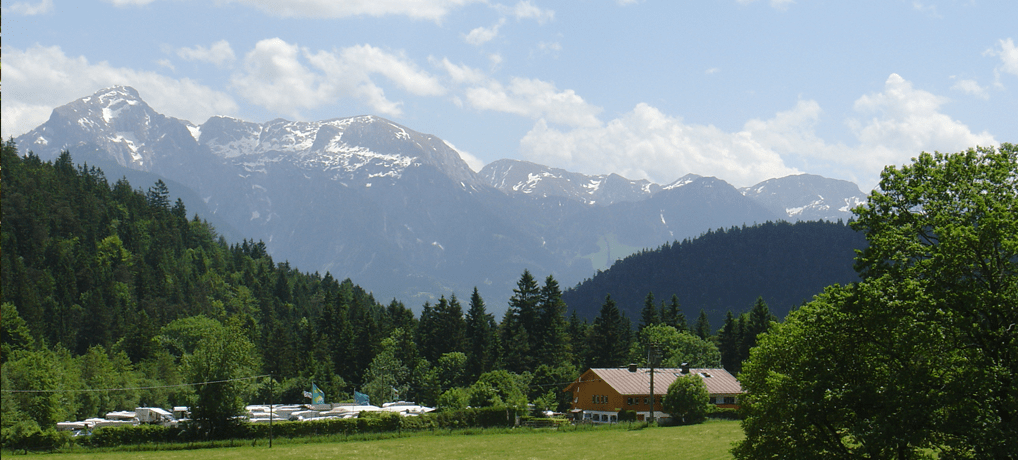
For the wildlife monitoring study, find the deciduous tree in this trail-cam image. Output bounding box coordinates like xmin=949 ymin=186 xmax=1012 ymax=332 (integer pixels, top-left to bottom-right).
xmin=735 ymin=144 xmax=1018 ymax=459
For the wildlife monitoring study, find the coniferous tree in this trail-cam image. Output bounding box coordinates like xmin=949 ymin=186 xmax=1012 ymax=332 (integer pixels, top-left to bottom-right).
xmin=639 ymin=292 xmax=659 ymax=332
xmin=419 ymin=295 xmax=466 ymax=363
xmin=718 ymin=311 xmax=740 ymax=373
xmin=566 ymin=310 xmax=590 ymax=369
xmin=661 ymin=294 xmax=687 ymax=332
xmin=500 ymin=270 xmax=540 ymax=374
xmin=587 ymin=295 xmax=631 ymax=369
xmin=694 ymin=309 xmax=712 ymax=340
xmin=465 ymin=287 xmax=497 ymax=381
xmin=536 ymin=275 xmax=569 ymax=367
xmin=146 ymin=179 xmax=171 ymax=210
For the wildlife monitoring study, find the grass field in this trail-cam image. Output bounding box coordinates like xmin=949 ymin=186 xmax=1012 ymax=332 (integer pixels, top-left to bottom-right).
xmin=43 ymin=420 xmax=742 ymax=460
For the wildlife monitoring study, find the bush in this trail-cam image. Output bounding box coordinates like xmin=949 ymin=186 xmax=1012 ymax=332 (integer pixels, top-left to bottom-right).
xmin=708 ymin=407 xmax=741 ymax=420
xmin=617 ymin=409 xmax=638 ymax=423
xmin=78 ymin=424 xmax=183 ymax=448
xmin=662 ymin=375 xmax=710 ymax=425
xmin=1 ymin=422 xmax=69 ymax=452
xmin=434 ymin=406 xmax=516 ymax=429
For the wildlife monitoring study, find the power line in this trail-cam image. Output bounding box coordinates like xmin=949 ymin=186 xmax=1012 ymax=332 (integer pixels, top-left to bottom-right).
xmin=1 ymin=374 xmax=270 ymax=394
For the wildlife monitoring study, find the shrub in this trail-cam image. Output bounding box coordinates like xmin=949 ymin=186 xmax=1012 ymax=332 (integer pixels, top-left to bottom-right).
xmin=617 ymin=409 xmax=638 ymax=423
xmin=662 ymin=375 xmax=710 ymax=425
xmin=79 ymin=424 xmax=183 ymax=448
xmin=1 ymin=421 xmax=69 ymax=452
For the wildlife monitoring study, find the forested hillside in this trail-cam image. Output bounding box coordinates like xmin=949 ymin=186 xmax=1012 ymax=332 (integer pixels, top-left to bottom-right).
xmin=1 ymin=143 xmax=408 ymax=414
xmin=563 ymin=220 xmax=867 ymax=327
xmin=2 ymin=143 xmax=733 ymax=442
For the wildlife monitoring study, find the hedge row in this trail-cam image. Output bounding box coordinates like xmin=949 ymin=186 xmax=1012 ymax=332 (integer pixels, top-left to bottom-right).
xmin=78 ymin=424 xmax=185 ymax=448
xmin=1 ymin=422 xmax=69 ymax=452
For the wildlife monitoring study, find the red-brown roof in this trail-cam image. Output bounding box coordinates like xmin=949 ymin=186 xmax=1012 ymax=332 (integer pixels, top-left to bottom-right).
xmin=566 ymin=368 xmax=743 ymax=396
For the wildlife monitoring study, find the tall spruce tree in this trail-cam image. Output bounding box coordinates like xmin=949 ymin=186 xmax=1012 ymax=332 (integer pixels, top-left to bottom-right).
xmin=639 ymin=292 xmax=659 ymax=332
xmin=587 ymin=295 xmax=631 ymax=369
xmin=693 ymin=309 xmax=711 ymax=340
xmin=717 ymin=311 xmax=740 ymax=373
xmin=465 ymin=287 xmax=497 ymax=381
xmin=500 ymin=270 xmax=540 ymax=374
xmin=661 ymin=294 xmax=687 ymax=332
xmin=536 ymin=275 xmax=569 ymax=367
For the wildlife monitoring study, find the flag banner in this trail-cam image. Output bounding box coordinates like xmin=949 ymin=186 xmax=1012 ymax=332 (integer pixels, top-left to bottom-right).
xmin=354 ymin=391 xmax=370 ymax=406
xmin=312 ymin=383 xmax=325 ymax=404
xmin=303 ymin=390 xmax=312 ymax=399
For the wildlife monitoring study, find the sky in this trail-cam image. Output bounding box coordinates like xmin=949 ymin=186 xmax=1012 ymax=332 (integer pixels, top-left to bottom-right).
xmin=3 ymin=0 xmax=1015 ymax=190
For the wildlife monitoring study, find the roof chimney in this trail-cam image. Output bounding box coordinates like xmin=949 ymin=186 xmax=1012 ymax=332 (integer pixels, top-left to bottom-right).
xmin=681 ymin=362 xmax=690 ymax=374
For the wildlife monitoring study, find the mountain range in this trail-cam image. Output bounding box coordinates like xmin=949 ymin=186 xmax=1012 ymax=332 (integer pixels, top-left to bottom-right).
xmin=14 ymin=86 xmax=868 ymax=315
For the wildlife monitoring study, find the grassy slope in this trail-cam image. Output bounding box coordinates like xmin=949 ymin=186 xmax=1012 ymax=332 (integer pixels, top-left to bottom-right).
xmin=49 ymin=421 xmax=742 ymax=460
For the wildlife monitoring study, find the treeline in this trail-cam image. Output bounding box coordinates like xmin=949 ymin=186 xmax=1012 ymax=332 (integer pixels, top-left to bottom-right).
xmin=1 ymin=144 xmax=763 ymax=443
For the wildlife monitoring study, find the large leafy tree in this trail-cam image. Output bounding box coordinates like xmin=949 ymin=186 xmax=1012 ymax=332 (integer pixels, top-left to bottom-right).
xmin=735 ymin=144 xmax=1018 ymax=459
xmin=180 ymin=317 xmax=259 ymax=440
xmin=629 ymin=324 xmax=721 ymax=369
xmin=662 ymin=374 xmax=710 ymax=425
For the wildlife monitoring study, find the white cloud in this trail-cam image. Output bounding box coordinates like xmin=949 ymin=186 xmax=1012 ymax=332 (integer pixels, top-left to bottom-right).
xmin=520 ymin=103 xmax=799 ymax=187
xmin=5 ymin=0 xmax=53 ymax=15
xmin=735 ymin=0 xmax=794 ymax=9
xmin=951 ymin=79 xmax=989 ymax=99
xmin=488 ymin=53 xmax=504 ymax=68
xmin=985 ymin=38 xmax=1018 ymax=79
xmin=156 ymin=58 xmax=175 ymax=72
xmin=518 ymin=74 xmax=996 ymax=190
xmin=1 ymin=44 xmax=239 ymax=139
xmin=338 ymin=45 xmax=446 ymax=96
xmin=222 ymin=0 xmax=481 ymax=21
xmin=104 ymin=0 xmax=156 ymax=5
xmin=464 ymin=18 xmax=505 ymax=46
xmin=770 ymin=0 xmax=795 ymax=10
xmin=911 ymin=1 xmax=941 ymax=18
xmin=432 ymin=57 xmax=487 ymax=85
xmin=498 ymin=1 xmax=555 ymax=24
xmin=231 ymin=39 xmax=332 ymax=117
xmin=616 ymin=0 xmax=642 ymax=5
xmin=705 ymin=67 xmax=720 ymax=75
xmin=177 ymin=40 xmax=236 ymax=67
xmin=231 ymin=38 xmax=444 ymax=118
xmin=465 ymin=77 xmax=602 ymax=128
xmin=849 ymin=74 xmax=995 ymax=162
xmin=537 ymin=41 xmax=562 ymax=53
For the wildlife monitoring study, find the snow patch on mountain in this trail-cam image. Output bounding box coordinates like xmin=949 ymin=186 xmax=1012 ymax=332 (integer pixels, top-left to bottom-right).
xmin=663 ymin=174 xmax=701 ymax=190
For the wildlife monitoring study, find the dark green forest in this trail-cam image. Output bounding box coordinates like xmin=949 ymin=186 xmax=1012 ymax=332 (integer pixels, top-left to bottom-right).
xmin=564 ymin=219 xmax=866 ymax=329
xmin=2 ymin=143 xmax=738 ymax=441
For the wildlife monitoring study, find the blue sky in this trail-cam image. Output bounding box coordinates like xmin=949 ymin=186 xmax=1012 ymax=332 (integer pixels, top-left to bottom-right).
xmin=3 ymin=0 xmax=1015 ymax=189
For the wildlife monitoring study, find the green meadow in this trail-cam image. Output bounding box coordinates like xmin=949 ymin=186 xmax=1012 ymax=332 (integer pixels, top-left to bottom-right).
xmin=42 ymin=421 xmax=742 ymax=460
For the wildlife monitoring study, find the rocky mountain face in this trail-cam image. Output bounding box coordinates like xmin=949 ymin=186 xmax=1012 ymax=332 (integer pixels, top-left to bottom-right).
xmin=479 ymin=159 xmax=660 ymax=206
xmin=15 ymin=86 xmax=868 ymax=315
xmin=739 ymin=174 xmax=867 ymax=222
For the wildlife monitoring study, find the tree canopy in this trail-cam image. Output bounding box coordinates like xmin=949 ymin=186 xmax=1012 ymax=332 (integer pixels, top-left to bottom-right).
xmin=735 ymin=144 xmax=1018 ymax=459
xmin=662 ymin=374 xmax=710 ymax=425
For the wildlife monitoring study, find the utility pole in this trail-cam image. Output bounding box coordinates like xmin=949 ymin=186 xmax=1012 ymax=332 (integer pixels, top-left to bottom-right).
xmin=648 ymin=343 xmax=660 ymax=424
xmin=269 ymin=375 xmax=273 ymax=448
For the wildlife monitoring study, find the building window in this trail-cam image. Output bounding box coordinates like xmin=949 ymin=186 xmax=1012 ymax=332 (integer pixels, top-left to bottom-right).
xmin=724 ymin=396 xmax=736 ymax=405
